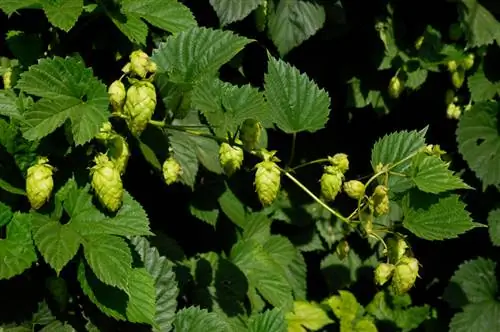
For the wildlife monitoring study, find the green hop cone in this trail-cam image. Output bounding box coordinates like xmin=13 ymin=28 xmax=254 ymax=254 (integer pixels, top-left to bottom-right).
xmin=388 ymin=76 xmax=403 ymax=99
xmin=123 ymin=80 xmax=157 ymax=136
xmin=462 ymin=53 xmax=474 ymax=71
xmin=386 ymin=237 xmax=408 ymax=264
xmin=446 ymin=103 xmax=461 ymax=120
xmin=320 ymin=166 xmax=343 ymax=202
xmin=163 ymin=156 xmax=182 ymax=185
xmin=90 ymin=153 xmax=123 ymax=212
xmin=219 ymin=140 xmax=244 ymax=176
xmin=3 ymin=68 xmax=12 ymax=89
xmin=391 ymin=257 xmax=420 ymax=294
xmin=240 ymin=119 xmax=262 ymax=151
xmin=108 ymin=80 xmax=126 ymax=112
xmin=108 ymin=135 xmax=130 ymax=175
xmin=255 ymin=158 xmax=281 ymax=206
xmin=414 ymin=36 xmax=424 ymax=50
xmin=343 ymin=180 xmax=365 ymax=200
xmin=447 ymin=60 xmax=458 ymax=72
xmin=372 ymin=185 xmax=389 ymax=216
xmin=374 ymin=263 xmax=395 ymax=286
xmin=336 ymin=240 xmax=350 ymax=260
xmin=328 ymin=153 xmax=349 ymax=174
xmin=95 ymin=121 xmax=114 ymax=141
xmin=26 ymin=157 xmax=54 ymax=210
xmin=129 ymin=50 xmax=156 ymax=78
xmin=451 ymin=68 xmax=465 ymax=89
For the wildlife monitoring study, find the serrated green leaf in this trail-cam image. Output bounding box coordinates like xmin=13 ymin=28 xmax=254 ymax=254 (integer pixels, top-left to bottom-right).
xmin=0 ymin=0 xmax=38 ymax=15
xmin=371 ymin=128 xmax=427 ymax=192
xmin=32 ymin=220 xmax=81 ymax=275
xmin=138 ymin=139 xmax=163 ymax=171
xmin=325 ymin=290 xmax=362 ymax=324
xmin=41 ymin=0 xmax=83 ymax=32
xmin=0 ymin=201 xmax=13 ymax=227
xmin=403 ymin=194 xmax=481 ymax=240
xmin=268 ymin=0 xmax=326 ymax=56
xmin=243 ymin=212 xmax=271 ymax=243
xmin=459 ymin=0 xmax=500 ymax=47
xmin=32 ymin=300 xmax=57 ymax=326
xmin=151 ymin=27 xmax=252 ymax=83
xmin=121 ymin=0 xmax=197 ymax=34
xmin=449 ymin=302 xmax=500 ymax=332
xmin=39 ymin=320 xmax=75 ymax=332
xmin=0 ymin=213 xmax=36 ymax=279
xmin=109 ymin=11 xmax=148 ymax=46
xmin=209 ymin=0 xmax=261 ymax=26
xmin=411 ymin=154 xmax=471 ymax=193
xmin=467 ymin=64 xmax=500 ymax=102
xmin=286 ymin=301 xmax=333 ymax=332
xmin=218 ymin=184 xmax=246 ymax=228
xmin=488 ymin=209 xmax=500 ymax=246
xmin=16 ymin=56 xmax=109 ymax=145
xmin=405 ymin=68 xmax=428 ymax=90
xmin=131 ymin=237 xmax=179 ymax=332
xmin=0 ymin=90 xmax=23 ymax=119
xmin=173 ymin=307 xmax=231 ymax=332
xmin=168 ymin=130 xmax=199 ymax=189
xmin=264 ymin=55 xmax=330 ymax=133
xmin=189 ymin=203 xmax=219 ymax=226
xmin=0 ymin=178 xmax=26 ymax=196
xmin=248 ymin=308 xmax=287 ymax=332
xmin=457 ymin=101 xmax=500 ymax=188
xmin=125 ymin=268 xmax=156 ymax=325
xmin=191 ymin=77 xmax=268 ymax=137
xmin=82 ymin=234 xmax=132 ymax=290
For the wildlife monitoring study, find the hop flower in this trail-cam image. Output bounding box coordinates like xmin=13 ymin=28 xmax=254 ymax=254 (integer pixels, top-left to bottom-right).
xmin=123 ymin=80 xmax=157 ymax=136
xmin=26 ymin=157 xmax=54 ymax=210
xmin=386 ymin=237 xmax=408 ymax=264
xmin=374 ymin=263 xmax=395 ymax=286
xmin=388 ymin=76 xmax=403 ymax=99
xmin=239 ymin=119 xmax=262 ymax=151
xmin=391 ymin=257 xmax=419 ymax=294
xmin=108 ymin=80 xmax=126 ymax=112
xmin=343 ymin=180 xmax=365 ymax=200
xmin=414 ymin=36 xmax=424 ymax=50
xmin=108 ymin=135 xmax=130 ymax=175
xmin=129 ymin=50 xmax=156 ymax=78
xmin=90 ymin=153 xmax=123 ymax=212
xmin=451 ymin=68 xmax=465 ymax=89
xmin=336 ymin=240 xmax=350 ymax=260
xmin=219 ymin=139 xmax=244 ymax=176
xmin=95 ymin=121 xmax=114 ymax=141
xmin=447 ymin=60 xmax=458 ymax=72
xmin=372 ymin=185 xmax=389 ymax=216
xmin=3 ymin=68 xmax=12 ymax=89
xmin=463 ymin=53 xmax=474 ymax=71
xmin=446 ymin=103 xmax=461 ymax=120
xmin=163 ymin=156 xmax=182 ymax=185
xmin=328 ymin=153 xmax=349 ymax=174
xmin=254 ymin=154 xmax=281 ymax=206
xmin=320 ymin=166 xmax=343 ymax=202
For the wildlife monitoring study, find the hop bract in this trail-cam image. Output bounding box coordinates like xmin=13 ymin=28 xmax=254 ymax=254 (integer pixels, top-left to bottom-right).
xmin=391 ymin=257 xmax=420 ymax=294
xmin=26 ymin=157 xmax=54 ymax=210
xmin=3 ymin=68 xmax=12 ymax=89
xmin=386 ymin=237 xmax=408 ymax=263
xmin=374 ymin=263 xmax=395 ymax=286
xmin=219 ymin=140 xmax=244 ymax=176
xmin=320 ymin=166 xmax=343 ymax=202
xmin=255 ymin=158 xmax=281 ymax=206
xmin=108 ymin=80 xmax=126 ymax=112
xmin=343 ymin=180 xmax=365 ymax=200
xmin=451 ymin=68 xmax=465 ymax=89
xmin=163 ymin=156 xmax=182 ymax=185
xmin=91 ymin=153 xmax=123 ymax=212
xmin=328 ymin=153 xmax=349 ymax=174
xmin=108 ymin=135 xmax=130 ymax=175
xmin=129 ymin=50 xmax=157 ymax=78
xmin=388 ymin=76 xmax=403 ymax=99
xmin=124 ymin=80 xmax=157 ymax=136
xmin=240 ymin=119 xmax=262 ymax=151
xmin=372 ymin=185 xmax=390 ymax=216
xmin=95 ymin=121 xmax=114 ymax=141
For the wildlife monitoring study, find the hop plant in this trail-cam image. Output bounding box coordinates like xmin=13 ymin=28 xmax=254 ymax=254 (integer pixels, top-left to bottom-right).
xmin=447 ymin=60 xmax=458 ymax=72
xmin=386 ymin=237 xmax=408 ymax=263
xmin=343 ymin=180 xmax=365 ymax=200
xmin=108 ymin=80 xmax=126 ymax=112
xmin=90 ymin=153 xmax=123 ymax=212
xmin=374 ymin=263 xmax=395 ymax=286
xmin=372 ymin=185 xmax=389 ymax=216
xmin=336 ymin=240 xmax=350 ymax=260
xmin=108 ymin=135 xmax=130 ymax=175
xmin=451 ymin=68 xmax=465 ymax=89
xmin=447 ymin=103 xmax=461 ymax=120
xmin=463 ymin=53 xmax=474 ymax=71
xmin=255 ymin=0 xmax=268 ymax=32
xmin=239 ymin=119 xmax=262 ymax=151
xmin=254 ymin=151 xmax=281 ymax=206
xmin=328 ymin=153 xmax=349 ymax=174
xmin=388 ymin=76 xmax=403 ymax=99
xmin=219 ymin=139 xmax=244 ymax=176
xmin=320 ymin=166 xmax=343 ymax=202
xmin=163 ymin=156 xmax=182 ymax=185
xmin=3 ymin=68 xmax=12 ymax=89
xmin=123 ymin=80 xmax=157 ymax=136
xmin=391 ymin=257 xmax=420 ymax=294
xmin=95 ymin=121 xmax=114 ymax=141
xmin=127 ymin=50 xmax=157 ymax=78
xmin=414 ymin=36 xmax=424 ymax=50
xmin=26 ymin=157 xmax=54 ymax=210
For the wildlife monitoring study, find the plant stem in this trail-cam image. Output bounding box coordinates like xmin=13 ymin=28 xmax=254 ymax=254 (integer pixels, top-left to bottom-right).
xmin=291 ymin=158 xmax=330 ymax=171
xmin=286 ymin=133 xmax=297 ymax=169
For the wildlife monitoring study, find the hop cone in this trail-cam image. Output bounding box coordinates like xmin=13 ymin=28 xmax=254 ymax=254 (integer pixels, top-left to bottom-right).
xmin=163 ymin=156 xmax=182 ymax=185
xmin=320 ymin=166 xmax=343 ymax=202
xmin=255 ymin=160 xmax=280 ymax=206
xmin=374 ymin=263 xmax=395 ymax=286
xmin=3 ymin=68 xmax=12 ymax=89
xmin=26 ymin=157 xmax=54 ymax=210
xmin=219 ymin=140 xmax=244 ymax=176
xmin=108 ymin=135 xmax=130 ymax=175
xmin=91 ymin=153 xmax=123 ymax=212
xmin=372 ymin=185 xmax=390 ymax=216
xmin=328 ymin=153 xmax=349 ymax=174
xmin=123 ymin=80 xmax=157 ymax=136
xmin=95 ymin=121 xmax=114 ymax=141
xmin=240 ymin=119 xmax=262 ymax=151
xmin=343 ymin=180 xmax=365 ymax=200
xmin=391 ymin=257 xmax=419 ymax=294
xmin=129 ymin=50 xmax=157 ymax=78
xmin=108 ymin=80 xmax=126 ymax=112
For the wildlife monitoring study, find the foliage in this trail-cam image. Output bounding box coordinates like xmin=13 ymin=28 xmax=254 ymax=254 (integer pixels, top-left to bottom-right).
xmin=0 ymin=0 xmax=499 ymax=331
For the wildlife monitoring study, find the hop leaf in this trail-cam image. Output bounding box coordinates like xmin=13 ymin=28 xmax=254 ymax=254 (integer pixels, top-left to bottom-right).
xmin=391 ymin=257 xmax=419 ymax=294
xmin=124 ymin=80 xmax=157 ymax=136
xmin=90 ymin=153 xmax=123 ymax=212
xmin=26 ymin=157 xmax=54 ymax=210
xmin=162 ymin=156 xmax=182 ymax=185
xmin=255 ymin=158 xmax=281 ymax=206
xmin=239 ymin=119 xmax=262 ymax=151
xmin=108 ymin=80 xmax=126 ymax=112
xmin=320 ymin=166 xmax=343 ymax=202
xmin=219 ymin=140 xmax=244 ymax=176
xmin=374 ymin=263 xmax=395 ymax=286
xmin=343 ymin=180 xmax=365 ymax=200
